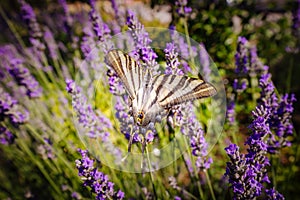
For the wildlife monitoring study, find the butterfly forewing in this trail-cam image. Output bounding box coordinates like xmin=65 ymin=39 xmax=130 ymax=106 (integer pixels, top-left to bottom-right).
xmin=105 ymin=49 xmax=146 ymax=99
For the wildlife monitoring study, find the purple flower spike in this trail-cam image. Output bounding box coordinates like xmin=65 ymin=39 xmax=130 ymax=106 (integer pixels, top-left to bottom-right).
xmin=19 ymin=0 xmax=45 ymax=52
xmin=8 ymin=58 xmax=42 ymax=98
xmin=0 ymin=87 xmax=29 ymax=125
xmin=235 ymin=36 xmax=249 ymax=75
xmin=175 ymin=0 xmax=192 ymax=17
xmin=0 ymin=126 xmax=15 ymax=145
xmin=75 ymin=149 xmax=124 ymax=200
xmin=266 ymin=187 xmax=285 ymax=200
xmin=66 ymin=79 xmax=112 ymax=139
xmin=164 ymin=42 xmax=182 ymax=75
xmin=126 ymin=10 xmax=160 ymax=75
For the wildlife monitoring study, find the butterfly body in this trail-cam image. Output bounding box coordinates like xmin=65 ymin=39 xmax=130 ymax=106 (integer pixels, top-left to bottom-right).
xmin=105 ymin=49 xmax=217 ymax=127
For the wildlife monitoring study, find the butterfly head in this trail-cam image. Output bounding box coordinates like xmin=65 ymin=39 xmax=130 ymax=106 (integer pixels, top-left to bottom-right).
xmin=136 ymin=111 xmax=145 ymax=126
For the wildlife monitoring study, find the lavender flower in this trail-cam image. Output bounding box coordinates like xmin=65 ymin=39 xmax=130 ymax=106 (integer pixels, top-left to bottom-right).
xmin=19 ymin=0 xmax=45 ymax=53
xmin=66 ymin=79 xmax=111 ymax=139
xmin=232 ymin=78 xmax=248 ymax=93
xmin=0 ymin=87 xmax=29 ymax=125
xmin=66 ymin=80 xmax=122 ymax=162
xmin=175 ymin=0 xmax=192 ymax=18
xmin=8 ymin=58 xmax=42 ymax=98
xmin=126 ymin=10 xmax=160 ymax=75
xmin=58 ymin=0 xmax=72 ymax=35
xmin=169 ymin=25 xmax=195 ymax=74
xmin=88 ymin=4 xmax=113 ymax=54
xmin=181 ymin=102 xmax=212 ymax=171
xmin=107 ymin=69 xmax=125 ymax=95
xmin=235 ymin=36 xmax=249 ymax=75
xmin=266 ymin=187 xmax=284 ymax=200
xmin=226 ymin=95 xmax=236 ymax=125
xmin=80 ymin=26 xmax=96 ymax=59
xmin=164 ymin=42 xmax=182 ymax=75
xmin=75 ymin=149 xmax=124 ymax=200
xmin=225 ymin=103 xmax=288 ymax=199
xmin=0 ymin=126 xmax=15 ymax=145
xmin=37 ymin=137 xmax=55 ymax=160
xmin=164 ymin=39 xmax=212 ymax=171
xmin=292 ymin=0 xmax=300 ymax=37
xmin=44 ymin=27 xmax=58 ymax=60
xmin=258 ymin=71 xmax=296 ymax=153
xmin=199 ymin=43 xmax=211 ymax=81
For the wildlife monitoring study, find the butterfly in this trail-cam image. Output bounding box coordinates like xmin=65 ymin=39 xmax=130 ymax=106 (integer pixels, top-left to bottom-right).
xmin=105 ymin=49 xmax=217 ymax=127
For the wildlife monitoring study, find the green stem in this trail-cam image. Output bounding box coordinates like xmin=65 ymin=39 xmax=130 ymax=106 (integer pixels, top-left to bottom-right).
xmin=183 ymin=137 xmax=204 ymax=199
xmin=146 ymin=146 xmax=158 ymax=199
xmin=286 ymin=56 xmax=293 ymax=93
xmin=205 ymin=170 xmax=216 ymax=200
xmin=17 ymin=137 xmax=61 ymax=197
xmin=182 ymin=18 xmax=195 ymax=69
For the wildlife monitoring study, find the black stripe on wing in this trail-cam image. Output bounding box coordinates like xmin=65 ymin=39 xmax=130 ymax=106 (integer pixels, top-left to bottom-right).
xmin=150 ymin=75 xmax=216 ymax=108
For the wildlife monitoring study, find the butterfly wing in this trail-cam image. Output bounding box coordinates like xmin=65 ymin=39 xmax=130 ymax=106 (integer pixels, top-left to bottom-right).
xmin=148 ymin=74 xmax=216 ymax=109
xmin=105 ymin=49 xmax=150 ymax=99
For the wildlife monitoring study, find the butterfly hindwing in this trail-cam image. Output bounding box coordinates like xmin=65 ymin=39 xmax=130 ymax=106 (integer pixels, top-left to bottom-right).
xmin=149 ymin=75 xmax=216 ymax=108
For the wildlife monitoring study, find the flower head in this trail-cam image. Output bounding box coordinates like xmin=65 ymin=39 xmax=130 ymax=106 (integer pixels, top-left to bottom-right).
xmin=0 ymin=126 xmax=15 ymax=145
xmin=75 ymin=149 xmax=124 ymax=200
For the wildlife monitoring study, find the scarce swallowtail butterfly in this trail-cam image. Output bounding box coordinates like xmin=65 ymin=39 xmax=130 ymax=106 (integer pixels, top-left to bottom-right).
xmin=105 ymin=49 xmax=217 ymax=127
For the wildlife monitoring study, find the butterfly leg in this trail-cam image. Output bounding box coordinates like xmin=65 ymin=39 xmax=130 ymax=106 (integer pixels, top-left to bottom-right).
xmin=122 ymin=124 xmax=134 ymax=162
xmin=127 ymin=124 xmax=134 ymax=153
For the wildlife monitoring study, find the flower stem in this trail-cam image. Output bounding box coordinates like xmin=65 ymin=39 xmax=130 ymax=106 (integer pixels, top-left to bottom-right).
xmin=146 ymin=146 xmax=158 ymax=199
xmin=182 ymin=18 xmax=195 ymax=69
xmin=183 ymin=136 xmax=204 ymax=199
xmin=205 ymin=170 xmax=216 ymax=200
xmin=286 ymin=56 xmax=293 ymax=93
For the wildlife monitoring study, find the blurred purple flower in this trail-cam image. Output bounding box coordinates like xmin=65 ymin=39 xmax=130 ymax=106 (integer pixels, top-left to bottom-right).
xmin=107 ymin=69 xmax=125 ymax=95
xmin=37 ymin=137 xmax=55 ymax=160
xmin=266 ymin=187 xmax=285 ymax=200
xmin=81 ymin=26 xmax=96 ymax=59
xmin=232 ymin=78 xmax=248 ymax=93
xmin=199 ymin=43 xmax=211 ymax=81
xmin=249 ymin=46 xmax=265 ymax=77
xmin=75 ymin=149 xmax=124 ymax=200
xmin=175 ymin=0 xmax=192 ymax=18
xmin=58 ymin=0 xmax=72 ymax=34
xmin=226 ymin=96 xmax=236 ymax=124
xmin=0 ymin=87 xmax=29 ymax=125
xmin=44 ymin=27 xmax=58 ymax=60
xmin=8 ymin=58 xmax=42 ymax=98
xmin=0 ymin=125 xmax=15 ymax=145
xmin=235 ymin=36 xmax=249 ymax=75
xmin=181 ymin=103 xmax=212 ymax=170
xmin=89 ymin=8 xmax=110 ymax=43
xmin=164 ymin=42 xmax=183 ymax=75
xmin=66 ymin=79 xmax=111 ymax=139
xmin=126 ymin=10 xmax=160 ymax=75
xmin=19 ymin=0 xmax=45 ymax=53
xmin=66 ymin=80 xmax=122 ymax=162
xmin=292 ymin=0 xmax=300 ymax=33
